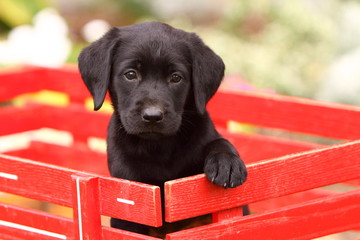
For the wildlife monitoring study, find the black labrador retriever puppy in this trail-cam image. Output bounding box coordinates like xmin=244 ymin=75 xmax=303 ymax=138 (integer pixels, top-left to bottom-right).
xmin=78 ymin=21 xmax=247 ymax=235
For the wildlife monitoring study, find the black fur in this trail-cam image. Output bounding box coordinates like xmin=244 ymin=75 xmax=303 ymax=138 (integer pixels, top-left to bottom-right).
xmin=78 ymin=21 xmax=247 ymax=235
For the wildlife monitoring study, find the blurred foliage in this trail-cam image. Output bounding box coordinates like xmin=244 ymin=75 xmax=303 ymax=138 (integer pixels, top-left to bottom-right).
xmin=0 ymin=0 xmax=50 ymax=31
xmin=113 ymin=0 xmax=339 ymax=98
xmin=207 ymin=0 xmax=337 ymax=98
xmin=110 ymin=0 xmax=153 ymax=20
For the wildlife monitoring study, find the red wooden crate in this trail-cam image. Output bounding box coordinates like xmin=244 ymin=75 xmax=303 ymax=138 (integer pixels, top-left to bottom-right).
xmin=0 ymin=66 xmax=359 ymax=240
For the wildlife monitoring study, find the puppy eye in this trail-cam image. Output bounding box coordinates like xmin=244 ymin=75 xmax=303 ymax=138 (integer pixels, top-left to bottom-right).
xmin=124 ymin=71 xmax=138 ymax=81
xmin=170 ymin=74 xmax=183 ymax=83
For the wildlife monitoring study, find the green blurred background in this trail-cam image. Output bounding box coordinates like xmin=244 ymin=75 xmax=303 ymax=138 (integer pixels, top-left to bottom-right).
xmin=1 ymin=0 xmax=360 ymax=105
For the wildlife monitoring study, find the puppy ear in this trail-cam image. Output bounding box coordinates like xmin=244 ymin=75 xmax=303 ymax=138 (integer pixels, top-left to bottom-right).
xmin=78 ymin=27 xmax=120 ymax=110
xmin=190 ymin=34 xmax=225 ymax=115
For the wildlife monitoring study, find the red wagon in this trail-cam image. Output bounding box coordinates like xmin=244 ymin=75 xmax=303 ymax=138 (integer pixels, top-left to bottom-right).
xmin=0 ymin=66 xmax=359 ymax=240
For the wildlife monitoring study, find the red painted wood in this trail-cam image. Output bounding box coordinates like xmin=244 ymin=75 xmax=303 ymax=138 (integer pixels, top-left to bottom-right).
xmin=2 ymin=67 xmax=360 ymax=140
xmin=1 ymin=66 xmax=360 ymax=239
xmin=165 ymin=140 xmax=360 ymax=222
xmin=0 ymin=222 xmax=68 ymax=240
xmin=41 ymin=67 xmax=91 ymax=104
xmin=0 ymin=154 xmax=161 ymax=227
xmin=0 ymin=154 xmax=73 ymax=206
xmin=102 ymin=226 xmax=162 ymax=240
xmin=99 ymin=177 xmax=162 ymax=227
xmin=72 ymin=175 xmax=102 ymax=240
xmin=347 ymin=179 xmax=360 ymax=186
xmin=4 ymin=135 xmax=320 ymax=177
xmin=0 ymin=66 xmax=90 ymax=104
xmin=218 ymin=129 xmax=323 ymax=163
xmin=208 ymin=91 xmax=360 ymax=140
xmin=212 ymin=207 xmax=244 ymax=223
xmin=166 ymin=189 xmax=360 ymax=240
xmin=0 ymin=103 xmax=110 ymax=141
xmin=1 ymin=103 xmax=322 ymax=166
xmin=0 ymin=105 xmax=43 ymax=135
xmin=28 ymin=102 xmax=109 ymax=141
xmin=0 ymin=203 xmax=163 ymax=240
xmin=6 ymin=141 xmax=108 ymax=176
xmin=0 ymin=202 xmax=73 ymax=240
xmin=250 ymin=188 xmax=335 ymax=213
xmin=2 ymin=67 xmax=360 ymax=141
xmin=0 ymin=188 xmax=161 ymax=240
xmin=0 ymin=67 xmax=48 ymax=102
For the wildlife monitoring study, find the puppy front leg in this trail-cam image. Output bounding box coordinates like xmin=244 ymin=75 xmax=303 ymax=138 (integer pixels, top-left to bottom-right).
xmin=204 ymin=138 xmax=247 ymax=188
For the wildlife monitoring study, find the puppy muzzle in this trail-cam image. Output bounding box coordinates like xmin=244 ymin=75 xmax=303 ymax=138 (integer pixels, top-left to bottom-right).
xmin=141 ymin=107 xmax=164 ymax=123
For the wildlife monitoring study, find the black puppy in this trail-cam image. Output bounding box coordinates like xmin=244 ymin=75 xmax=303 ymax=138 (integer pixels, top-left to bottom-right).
xmin=78 ymin=21 xmax=247 ymax=235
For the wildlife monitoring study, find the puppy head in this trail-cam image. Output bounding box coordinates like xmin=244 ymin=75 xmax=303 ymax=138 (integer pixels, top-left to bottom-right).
xmin=78 ymin=22 xmax=224 ymax=138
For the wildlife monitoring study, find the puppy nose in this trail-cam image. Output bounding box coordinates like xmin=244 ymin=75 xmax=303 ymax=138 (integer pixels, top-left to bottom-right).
xmin=142 ymin=107 xmax=164 ymax=123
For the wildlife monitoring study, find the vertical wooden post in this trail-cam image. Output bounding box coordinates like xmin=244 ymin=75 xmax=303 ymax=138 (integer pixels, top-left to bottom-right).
xmin=72 ymin=174 xmax=102 ymax=240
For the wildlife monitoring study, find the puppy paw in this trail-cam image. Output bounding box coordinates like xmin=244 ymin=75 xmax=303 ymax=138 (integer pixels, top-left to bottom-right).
xmin=204 ymin=152 xmax=247 ymax=188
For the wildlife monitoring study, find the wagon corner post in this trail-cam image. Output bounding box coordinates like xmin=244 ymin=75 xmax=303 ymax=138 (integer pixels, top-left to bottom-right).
xmin=71 ymin=174 xmax=102 ymax=240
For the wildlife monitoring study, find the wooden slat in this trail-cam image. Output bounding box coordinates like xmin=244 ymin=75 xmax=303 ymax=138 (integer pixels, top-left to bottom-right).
xmin=1 ymin=103 xmax=323 ymax=166
xmin=0 ymin=103 xmax=110 ymax=140
xmin=166 ymin=189 xmax=360 ymax=240
xmin=102 ymin=226 xmax=162 ymax=240
xmin=6 ymin=141 xmax=108 ymax=176
xmin=0 ymin=202 xmax=162 ymax=240
xmin=1 ymin=66 xmax=360 ymax=238
xmin=208 ymin=91 xmax=360 ymax=140
xmin=25 ymin=102 xmax=109 ymax=141
xmin=165 ymin=140 xmax=360 ymax=222
xmin=347 ymin=179 xmax=360 ymax=186
xmin=219 ymin=129 xmax=323 ymax=163
xmin=0 ymin=154 xmax=73 ymax=206
xmin=5 ymin=135 xmax=319 ymax=176
xmin=40 ymin=103 xmax=110 ymax=141
xmin=0 ymin=202 xmax=73 ymax=240
xmin=72 ymin=175 xmax=102 ymax=240
xmin=0 ymin=105 xmax=43 ymax=136
xmin=0 ymin=154 xmax=162 ymax=227
xmin=2 ymin=67 xmax=360 ymax=141
xmin=0 ymin=66 xmax=89 ymax=104
xmin=41 ymin=66 xmax=91 ymax=103
xmin=250 ymin=188 xmax=335 ymax=213
xmin=99 ymin=177 xmax=162 ymax=227
xmin=0 ymin=67 xmax=48 ymax=102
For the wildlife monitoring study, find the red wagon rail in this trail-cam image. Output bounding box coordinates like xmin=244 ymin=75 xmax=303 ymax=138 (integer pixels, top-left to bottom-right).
xmin=0 ymin=66 xmax=359 ymax=239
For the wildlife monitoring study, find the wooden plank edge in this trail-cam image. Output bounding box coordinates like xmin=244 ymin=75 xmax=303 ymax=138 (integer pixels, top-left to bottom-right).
xmin=102 ymin=226 xmax=162 ymax=240
xmin=0 ymin=202 xmax=73 ymax=240
xmin=214 ymin=90 xmax=360 ymax=113
xmin=0 ymin=153 xmax=162 ymax=227
xmin=219 ymin=129 xmax=324 ymax=163
xmin=250 ymin=188 xmax=336 ymax=213
xmin=165 ymin=140 xmax=360 ymax=222
xmin=166 ymin=189 xmax=360 ymax=240
xmin=99 ymin=177 xmax=163 ymax=227
xmin=208 ymin=91 xmax=360 ymax=140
